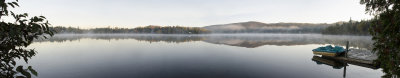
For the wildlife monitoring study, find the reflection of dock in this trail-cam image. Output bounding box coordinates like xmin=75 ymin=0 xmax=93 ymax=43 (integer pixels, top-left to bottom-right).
xmin=322 ymin=56 xmax=379 ymax=69
xmin=312 ymin=56 xmax=347 ymax=69
xmin=312 ymin=55 xmax=379 ymax=78
xmin=312 ymin=55 xmax=378 ymax=69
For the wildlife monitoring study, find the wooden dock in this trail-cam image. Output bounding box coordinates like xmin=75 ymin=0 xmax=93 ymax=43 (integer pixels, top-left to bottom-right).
xmin=313 ymin=41 xmax=379 ymax=69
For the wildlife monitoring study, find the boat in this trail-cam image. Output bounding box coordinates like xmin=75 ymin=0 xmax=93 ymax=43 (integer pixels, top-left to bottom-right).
xmin=312 ymin=45 xmax=345 ymax=57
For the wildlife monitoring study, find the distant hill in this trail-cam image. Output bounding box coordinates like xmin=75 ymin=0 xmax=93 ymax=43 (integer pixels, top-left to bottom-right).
xmin=203 ymin=21 xmax=331 ymax=33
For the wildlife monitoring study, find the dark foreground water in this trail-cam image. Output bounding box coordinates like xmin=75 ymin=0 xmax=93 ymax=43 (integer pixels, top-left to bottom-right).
xmin=25 ymin=34 xmax=382 ymax=78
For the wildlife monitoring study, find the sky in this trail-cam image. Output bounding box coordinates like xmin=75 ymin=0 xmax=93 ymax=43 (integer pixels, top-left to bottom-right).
xmin=6 ymin=0 xmax=372 ymax=28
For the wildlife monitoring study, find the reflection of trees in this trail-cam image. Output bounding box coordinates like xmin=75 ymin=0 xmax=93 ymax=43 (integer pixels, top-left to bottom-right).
xmin=203 ymin=34 xmax=372 ymax=49
xmin=133 ymin=36 xmax=205 ymax=43
xmin=35 ymin=34 xmax=205 ymax=43
xmin=35 ymin=36 xmax=81 ymax=43
xmin=36 ymin=34 xmax=372 ymax=49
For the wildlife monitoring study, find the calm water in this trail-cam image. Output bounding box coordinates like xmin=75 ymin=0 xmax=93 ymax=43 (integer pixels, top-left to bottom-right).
xmin=25 ymin=34 xmax=382 ymax=78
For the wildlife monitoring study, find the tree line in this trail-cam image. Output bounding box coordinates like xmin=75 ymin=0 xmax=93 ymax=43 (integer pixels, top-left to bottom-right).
xmin=53 ymin=22 xmax=374 ymax=35
xmin=322 ymin=20 xmax=372 ymax=35
xmin=51 ymin=25 xmax=211 ymax=34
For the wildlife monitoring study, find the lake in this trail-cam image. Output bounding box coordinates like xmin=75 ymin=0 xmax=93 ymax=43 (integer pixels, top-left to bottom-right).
xmin=25 ymin=34 xmax=383 ymax=78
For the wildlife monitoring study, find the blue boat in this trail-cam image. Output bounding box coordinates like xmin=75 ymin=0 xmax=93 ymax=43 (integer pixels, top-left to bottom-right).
xmin=312 ymin=45 xmax=345 ymax=57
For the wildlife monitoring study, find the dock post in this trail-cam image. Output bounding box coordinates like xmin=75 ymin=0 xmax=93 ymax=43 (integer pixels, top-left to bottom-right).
xmin=345 ymin=41 xmax=349 ymax=58
xmin=343 ymin=41 xmax=349 ymax=78
xmin=343 ymin=66 xmax=346 ymax=78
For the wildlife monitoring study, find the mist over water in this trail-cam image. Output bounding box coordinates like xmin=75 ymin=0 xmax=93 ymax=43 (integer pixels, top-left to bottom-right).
xmin=27 ymin=34 xmax=381 ymax=78
xmin=35 ymin=33 xmax=373 ymax=49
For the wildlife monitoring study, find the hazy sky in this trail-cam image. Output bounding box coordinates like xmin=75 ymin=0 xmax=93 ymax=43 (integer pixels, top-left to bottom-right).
xmin=8 ymin=0 xmax=372 ymax=28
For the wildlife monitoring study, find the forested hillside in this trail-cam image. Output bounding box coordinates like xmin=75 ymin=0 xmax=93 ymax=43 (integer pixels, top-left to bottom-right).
xmin=322 ymin=20 xmax=372 ymax=35
xmin=51 ymin=21 xmax=372 ymax=35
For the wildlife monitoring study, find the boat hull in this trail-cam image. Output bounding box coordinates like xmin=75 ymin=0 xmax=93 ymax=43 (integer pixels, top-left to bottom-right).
xmin=313 ymin=51 xmax=339 ymax=57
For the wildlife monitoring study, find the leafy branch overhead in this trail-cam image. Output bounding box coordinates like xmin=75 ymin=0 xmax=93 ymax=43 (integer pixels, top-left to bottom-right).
xmin=0 ymin=0 xmax=54 ymax=78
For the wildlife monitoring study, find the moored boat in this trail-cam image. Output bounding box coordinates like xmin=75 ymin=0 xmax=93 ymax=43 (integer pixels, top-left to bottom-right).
xmin=312 ymin=45 xmax=345 ymax=57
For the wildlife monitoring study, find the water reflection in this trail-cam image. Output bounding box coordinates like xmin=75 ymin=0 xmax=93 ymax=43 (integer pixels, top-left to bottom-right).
xmin=312 ymin=56 xmax=348 ymax=69
xmin=203 ymin=34 xmax=372 ymax=49
xmin=35 ymin=34 xmax=373 ymax=49
xmin=28 ymin=34 xmax=385 ymax=78
xmin=312 ymin=56 xmax=349 ymax=78
xmin=311 ymin=55 xmax=383 ymax=78
xmin=35 ymin=34 xmax=205 ymax=43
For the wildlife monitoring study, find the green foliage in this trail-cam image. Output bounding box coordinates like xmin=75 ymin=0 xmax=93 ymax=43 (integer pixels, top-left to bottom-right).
xmin=50 ymin=25 xmax=211 ymax=34
xmin=322 ymin=20 xmax=372 ymax=35
xmin=360 ymin=0 xmax=400 ymax=77
xmin=0 ymin=0 xmax=53 ymax=78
